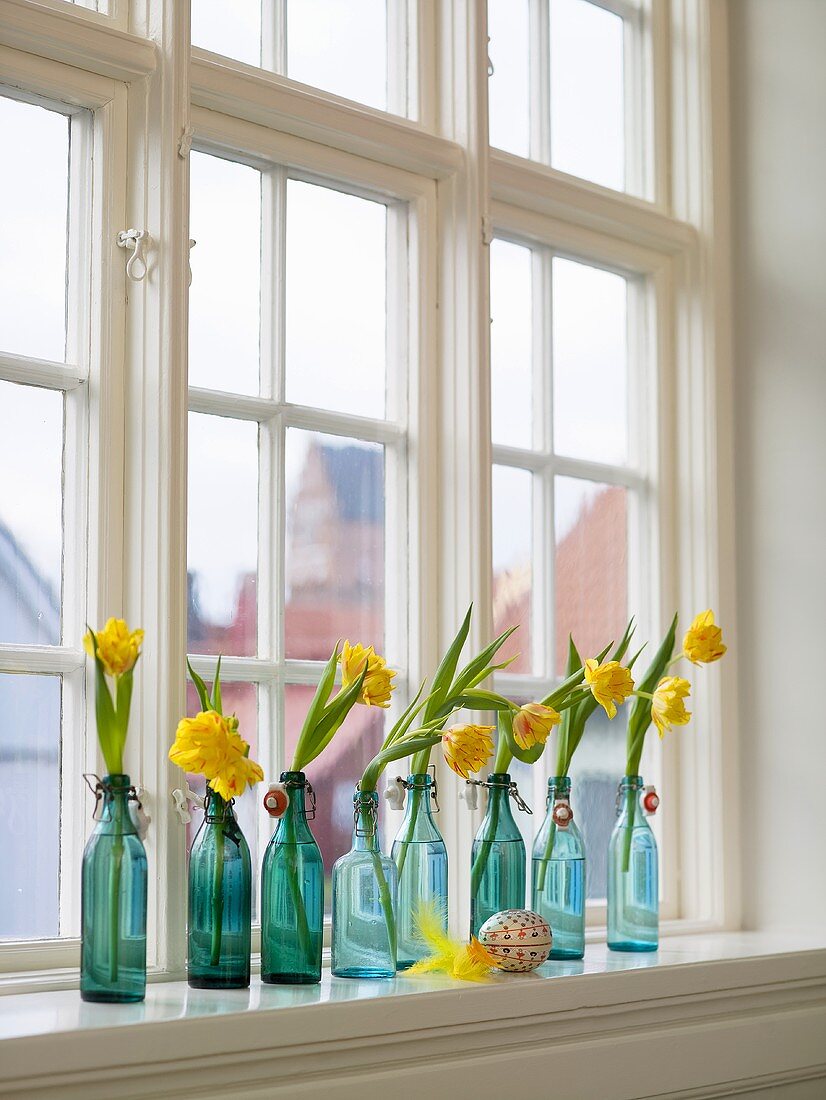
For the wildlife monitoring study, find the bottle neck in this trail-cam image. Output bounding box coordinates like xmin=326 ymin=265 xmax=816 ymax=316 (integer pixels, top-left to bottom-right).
xmin=617 ymin=775 xmax=644 ymax=818
xmin=484 ymin=772 xmax=518 ymax=825
xmin=547 ymin=775 xmax=572 ymax=799
xmin=403 ymin=773 xmax=436 ymax=822
xmin=352 ymin=791 xmax=380 ymax=851
xmin=97 ymin=773 xmax=137 ymax=835
xmin=278 ymin=771 xmax=314 ymax=839
xmin=204 ymin=787 xmax=235 ymax=824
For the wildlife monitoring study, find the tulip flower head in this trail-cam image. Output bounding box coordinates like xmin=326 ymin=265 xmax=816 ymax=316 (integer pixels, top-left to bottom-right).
xmin=650 ymin=676 xmax=692 ymax=738
xmin=340 ymin=641 xmax=396 ymax=708
xmin=442 ymin=723 xmax=496 ymax=779
xmin=584 ymin=658 xmax=635 ymax=719
xmin=169 ymin=710 xmax=263 ymax=800
xmin=683 ymin=610 xmax=727 ymax=664
xmin=512 ymin=702 xmax=561 ymax=750
xmin=84 ymin=618 xmax=144 ymax=679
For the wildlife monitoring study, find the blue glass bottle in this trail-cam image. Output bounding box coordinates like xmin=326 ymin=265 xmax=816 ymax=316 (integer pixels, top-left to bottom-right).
xmin=261 ymin=772 xmax=324 ymax=984
xmin=532 ymin=776 xmax=585 ymax=959
xmin=469 ymin=773 xmax=526 ymax=939
xmin=80 ymin=774 xmax=148 ymax=1003
xmin=188 ymin=789 xmax=252 ymax=988
xmin=332 ymin=789 xmax=398 ymax=978
xmin=391 ymin=773 xmax=448 ymax=970
xmin=607 ymin=775 xmax=658 ymax=952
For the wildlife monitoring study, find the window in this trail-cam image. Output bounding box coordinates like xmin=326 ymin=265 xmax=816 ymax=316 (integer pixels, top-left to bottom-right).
xmin=0 ymin=0 xmax=729 ymax=977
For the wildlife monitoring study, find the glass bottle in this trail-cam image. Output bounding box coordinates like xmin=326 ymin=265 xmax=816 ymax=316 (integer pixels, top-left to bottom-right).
xmin=187 ymin=788 xmax=252 ymax=988
xmin=469 ymin=773 xmax=526 ymax=939
xmin=607 ymin=774 xmax=658 ymax=952
xmin=391 ymin=773 xmax=448 ymax=970
xmin=261 ymin=772 xmax=324 ymax=985
xmin=332 ymin=789 xmax=398 ymax=979
xmin=80 ymin=774 xmax=148 ymax=1003
xmin=531 ymin=776 xmax=585 ymax=959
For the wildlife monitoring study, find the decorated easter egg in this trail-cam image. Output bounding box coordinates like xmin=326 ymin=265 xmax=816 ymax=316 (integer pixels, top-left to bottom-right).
xmin=478 ymin=909 xmax=552 ymax=973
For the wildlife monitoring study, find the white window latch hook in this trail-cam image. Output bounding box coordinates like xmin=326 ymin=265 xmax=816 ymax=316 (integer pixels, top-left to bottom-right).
xmin=117 ymin=228 xmax=149 ymax=281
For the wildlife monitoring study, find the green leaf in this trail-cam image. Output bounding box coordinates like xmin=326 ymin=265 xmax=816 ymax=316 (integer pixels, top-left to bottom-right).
xmin=115 ymin=669 xmax=134 ymax=747
xmin=383 ymin=679 xmax=428 ymax=749
xmin=87 ymin=627 xmax=119 ymax=773
xmin=453 ymin=626 xmax=518 ymax=696
xmin=448 ymin=690 xmax=514 ymax=712
xmin=290 ymin=645 xmax=341 ymax=769
xmin=211 ymin=655 xmax=223 ymax=714
xmin=299 ymin=665 xmax=368 ymax=769
xmin=361 ymin=731 xmax=443 ymax=793
xmin=542 ymin=639 xmax=612 ymax=709
xmin=423 ymin=606 xmax=472 ymax=723
xmin=187 ymin=659 xmax=210 ymax=712
xmin=626 ymin=613 xmax=678 ymax=772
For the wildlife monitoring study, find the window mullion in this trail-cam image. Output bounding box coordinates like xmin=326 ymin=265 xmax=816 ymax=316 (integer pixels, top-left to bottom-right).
xmin=529 ymin=0 xmax=551 ymax=165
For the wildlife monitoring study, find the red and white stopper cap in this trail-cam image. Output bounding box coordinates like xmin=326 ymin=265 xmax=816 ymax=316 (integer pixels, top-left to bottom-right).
xmin=643 ymin=786 xmax=660 ymax=815
xmin=552 ymin=798 xmax=573 ymax=828
xmin=263 ymin=783 xmax=289 ymax=819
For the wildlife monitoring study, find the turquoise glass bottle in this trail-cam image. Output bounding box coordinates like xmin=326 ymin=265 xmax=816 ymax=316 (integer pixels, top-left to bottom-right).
xmin=80 ymin=774 xmax=148 ymax=1003
xmin=607 ymin=775 xmax=658 ymax=952
xmin=332 ymin=789 xmax=398 ymax=979
xmin=531 ymin=776 xmax=585 ymax=959
xmin=187 ymin=789 xmax=252 ymax=988
xmin=391 ymin=773 xmax=447 ymax=970
xmin=261 ymin=772 xmax=324 ymax=985
xmin=469 ymin=773 xmax=526 ymax=939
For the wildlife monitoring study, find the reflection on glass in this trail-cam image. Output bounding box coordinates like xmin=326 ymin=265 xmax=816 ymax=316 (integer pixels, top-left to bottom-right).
xmin=287 ymin=0 xmax=387 ymax=111
xmin=0 ymin=382 xmax=63 ymax=646
xmin=0 ymin=97 xmax=69 ymax=362
xmin=490 ymin=239 xmax=533 ymax=448
xmin=191 ymin=0 xmax=261 ymax=67
xmin=550 ymin=0 xmax=625 ymax=190
xmin=188 ymin=414 xmax=258 ymax=657
xmin=554 ymin=476 xmax=627 ymax=676
xmin=286 ymin=181 xmax=386 ymax=419
xmin=284 ymin=683 xmax=385 ymax=915
xmin=0 ymin=674 xmax=61 ymax=940
xmin=492 ymin=465 xmax=532 ymax=672
xmin=189 ymin=153 xmax=261 ymax=395
xmin=568 ymin=707 xmax=626 ymax=901
xmin=552 ymin=258 xmax=628 ymax=465
xmin=184 ymin=681 xmax=260 ymax=919
xmin=487 ymin=0 xmax=530 ymax=157
xmin=285 ymin=431 xmax=385 ymax=660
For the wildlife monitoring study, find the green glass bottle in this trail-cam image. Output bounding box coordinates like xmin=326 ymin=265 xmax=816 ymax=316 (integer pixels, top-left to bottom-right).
xmin=392 ymin=773 xmax=448 ymax=970
xmin=469 ymin=773 xmax=526 ymax=939
xmin=187 ymin=789 xmax=252 ymax=988
xmin=261 ymin=772 xmax=324 ymax=984
xmin=80 ymin=774 xmax=148 ymax=1003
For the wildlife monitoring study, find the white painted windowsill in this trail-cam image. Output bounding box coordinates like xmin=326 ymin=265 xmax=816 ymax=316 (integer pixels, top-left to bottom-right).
xmin=2 ymin=931 xmax=826 ymax=1100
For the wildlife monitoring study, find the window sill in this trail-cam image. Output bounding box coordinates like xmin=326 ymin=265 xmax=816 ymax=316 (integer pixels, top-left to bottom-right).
xmin=2 ymin=931 xmax=825 ymax=1099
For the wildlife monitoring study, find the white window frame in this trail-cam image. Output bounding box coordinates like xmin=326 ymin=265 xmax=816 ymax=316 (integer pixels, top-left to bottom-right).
xmin=0 ymin=0 xmax=738 ymax=988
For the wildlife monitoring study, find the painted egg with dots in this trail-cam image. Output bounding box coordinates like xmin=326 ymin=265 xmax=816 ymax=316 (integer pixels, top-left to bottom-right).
xmin=478 ymin=909 xmax=552 ymax=973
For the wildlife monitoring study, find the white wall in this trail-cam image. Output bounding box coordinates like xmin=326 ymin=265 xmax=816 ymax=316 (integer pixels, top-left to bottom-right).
xmin=729 ymin=0 xmax=826 ymax=931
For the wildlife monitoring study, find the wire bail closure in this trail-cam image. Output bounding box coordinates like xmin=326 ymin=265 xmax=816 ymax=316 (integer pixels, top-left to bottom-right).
xmin=462 ymin=776 xmax=533 ymax=815
xmin=354 ymin=795 xmax=379 ymax=837
xmin=283 ymin=775 xmax=316 ymax=820
xmin=83 ymin=773 xmax=150 ymax=839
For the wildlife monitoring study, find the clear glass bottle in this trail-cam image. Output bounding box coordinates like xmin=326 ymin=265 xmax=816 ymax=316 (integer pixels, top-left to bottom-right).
xmin=469 ymin=773 xmax=526 ymax=939
xmin=187 ymin=789 xmax=252 ymax=988
xmin=80 ymin=774 xmax=148 ymax=1003
xmin=391 ymin=773 xmax=448 ymax=970
xmin=332 ymin=789 xmax=398 ymax=979
xmin=607 ymin=775 xmax=658 ymax=952
xmin=261 ymin=771 xmax=324 ymax=985
xmin=531 ymin=776 xmax=585 ymax=959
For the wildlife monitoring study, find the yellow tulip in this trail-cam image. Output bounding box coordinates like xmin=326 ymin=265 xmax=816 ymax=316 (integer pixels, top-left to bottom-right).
xmin=683 ymin=609 xmax=727 ymax=664
xmin=340 ymin=640 xmax=396 ymax=708
xmin=169 ymin=710 xmax=263 ymax=799
xmin=651 ymin=676 xmax=692 ymax=738
xmin=584 ymin=658 xmax=635 ymax=719
xmin=209 ymin=753 xmax=264 ymax=801
xmin=84 ymin=618 xmax=144 ymax=678
xmin=442 ymin=723 xmax=496 ymax=779
xmin=512 ymin=702 xmax=561 ymax=750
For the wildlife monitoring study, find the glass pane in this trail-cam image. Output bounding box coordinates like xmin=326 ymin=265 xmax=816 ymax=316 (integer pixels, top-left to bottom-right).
xmin=492 ymin=465 xmax=532 ymax=673
xmin=285 ymin=682 xmax=385 ymax=914
xmin=285 ymin=432 xmax=385 ymax=660
xmin=490 ymin=239 xmax=533 ymax=448
xmin=0 ymin=382 xmax=63 ymax=646
xmin=0 ymin=674 xmax=61 ymax=940
xmin=285 ymin=181 xmax=386 ymax=419
xmin=568 ymin=707 xmax=625 ymax=900
xmin=0 ymin=96 xmax=69 ymax=362
xmin=487 ymin=0 xmax=530 ymax=156
xmin=287 ymin=0 xmax=387 ymax=112
xmin=189 ymin=153 xmax=261 ymax=395
xmin=552 ymin=258 xmax=628 ymax=465
xmin=191 ymin=0 xmax=261 ymax=67
xmin=554 ymin=477 xmax=627 ymax=676
xmin=183 ymin=681 xmax=262 ymax=918
xmin=188 ymin=414 xmax=258 ymax=657
xmin=550 ymin=0 xmax=625 ymax=190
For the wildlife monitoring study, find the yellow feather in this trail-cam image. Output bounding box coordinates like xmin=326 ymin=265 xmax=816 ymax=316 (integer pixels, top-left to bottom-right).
xmin=405 ymin=900 xmax=494 ymax=983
